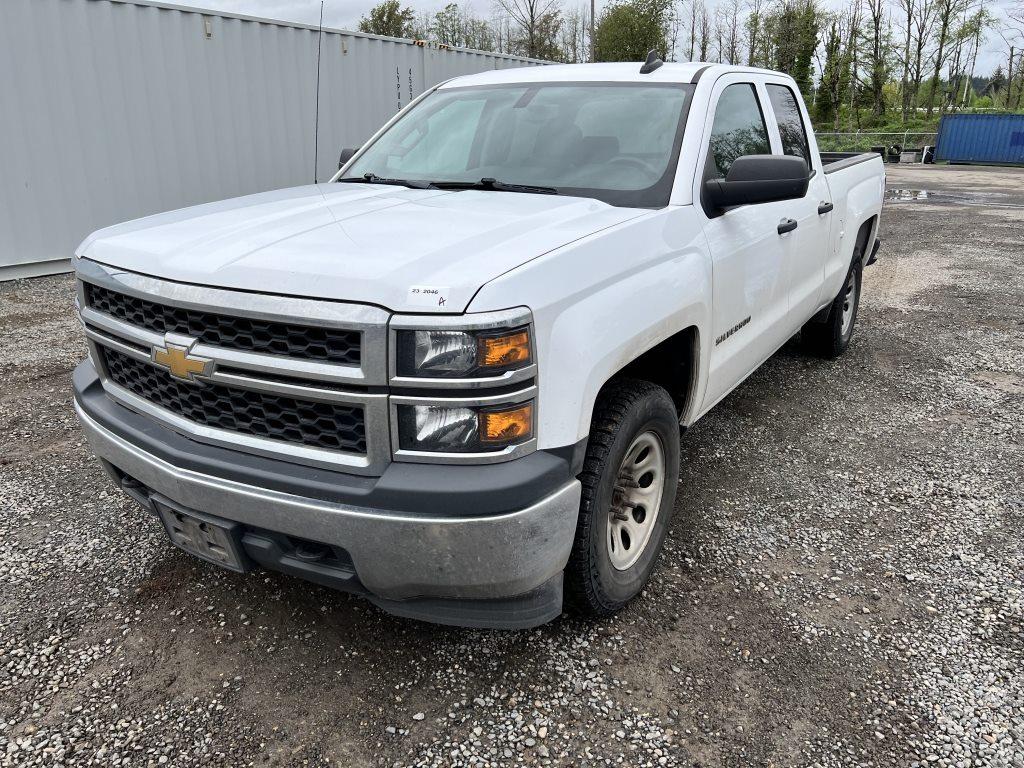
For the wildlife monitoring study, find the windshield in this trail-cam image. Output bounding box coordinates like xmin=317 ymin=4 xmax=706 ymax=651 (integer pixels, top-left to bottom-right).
xmin=342 ymin=82 xmax=694 ymax=208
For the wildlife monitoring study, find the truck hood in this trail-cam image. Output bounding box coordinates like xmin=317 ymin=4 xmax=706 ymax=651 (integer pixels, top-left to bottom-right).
xmin=77 ymin=183 xmax=644 ymax=313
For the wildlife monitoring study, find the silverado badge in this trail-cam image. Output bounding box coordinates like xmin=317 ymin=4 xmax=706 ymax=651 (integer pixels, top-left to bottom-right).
xmin=151 ymin=336 xmax=213 ymax=383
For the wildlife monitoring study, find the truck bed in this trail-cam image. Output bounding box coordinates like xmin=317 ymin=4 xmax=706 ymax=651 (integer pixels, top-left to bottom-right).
xmin=816 ymin=148 xmax=884 ymax=299
xmin=819 ymin=151 xmax=881 ymax=174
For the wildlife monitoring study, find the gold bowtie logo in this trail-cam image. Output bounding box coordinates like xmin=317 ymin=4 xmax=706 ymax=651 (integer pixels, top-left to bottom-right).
xmin=151 ymin=341 xmax=212 ymax=382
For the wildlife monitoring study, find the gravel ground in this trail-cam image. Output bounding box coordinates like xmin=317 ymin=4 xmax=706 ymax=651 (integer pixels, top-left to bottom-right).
xmin=1 ymin=163 xmax=1022 ymax=767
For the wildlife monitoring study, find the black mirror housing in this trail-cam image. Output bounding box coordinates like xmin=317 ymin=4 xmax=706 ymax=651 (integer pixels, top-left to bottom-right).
xmin=338 ymin=147 xmax=359 ymax=169
xmin=704 ymin=155 xmax=809 ymax=211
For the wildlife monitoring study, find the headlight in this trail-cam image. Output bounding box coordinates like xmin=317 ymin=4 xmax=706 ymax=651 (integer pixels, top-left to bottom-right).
xmin=396 ymin=326 xmax=532 ymax=378
xmin=396 ymin=400 xmax=535 ymax=453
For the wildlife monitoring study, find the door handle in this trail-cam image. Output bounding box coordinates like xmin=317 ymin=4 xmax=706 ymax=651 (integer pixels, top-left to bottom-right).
xmin=817 ymin=201 xmax=834 ymax=215
xmin=777 ymin=218 xmax=798 ymax=235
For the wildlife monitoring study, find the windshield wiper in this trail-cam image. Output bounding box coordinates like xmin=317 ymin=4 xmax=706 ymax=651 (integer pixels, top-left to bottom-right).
xmin=428 ymin=178 xmax=559 ymax=195
xmin=337 ymin=173 xmax=432 ymax=190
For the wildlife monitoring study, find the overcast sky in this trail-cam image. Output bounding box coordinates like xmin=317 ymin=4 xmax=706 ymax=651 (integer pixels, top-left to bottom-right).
xmin=173 ymin=0 xmax=1018 ymax=74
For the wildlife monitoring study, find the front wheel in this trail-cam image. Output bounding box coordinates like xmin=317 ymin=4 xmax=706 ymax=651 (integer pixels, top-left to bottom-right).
xmin=565 ymin=379 xmax=680 ymax=617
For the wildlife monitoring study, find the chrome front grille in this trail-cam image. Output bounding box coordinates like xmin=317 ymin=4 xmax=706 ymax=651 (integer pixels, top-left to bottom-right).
xmin=75 ymin=260 xmax=390 ymax=474
xmin=85 ymin=283 xmax=361 ymax=365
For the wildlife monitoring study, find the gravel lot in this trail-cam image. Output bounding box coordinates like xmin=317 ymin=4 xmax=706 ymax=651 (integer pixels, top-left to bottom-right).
xmin=1 ymin=163 xmax=1022 ymax=768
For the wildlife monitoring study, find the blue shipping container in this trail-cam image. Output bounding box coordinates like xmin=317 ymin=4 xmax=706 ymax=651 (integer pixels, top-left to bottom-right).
xmin=935 ymin=113 xmax=1024 ymax=165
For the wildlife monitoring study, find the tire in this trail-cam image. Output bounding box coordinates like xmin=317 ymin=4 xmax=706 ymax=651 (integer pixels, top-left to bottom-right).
xmin=565 ymin=378 xmax=681 ymax=618
xmin=800 ymin=255 xmax=863 ymax=359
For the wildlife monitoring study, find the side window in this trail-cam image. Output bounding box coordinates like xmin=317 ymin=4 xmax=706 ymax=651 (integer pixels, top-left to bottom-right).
xmin=766 ymin=84 xmax=811 ymax=170
xmin=705 ymin=83 xmax=770 ymax=180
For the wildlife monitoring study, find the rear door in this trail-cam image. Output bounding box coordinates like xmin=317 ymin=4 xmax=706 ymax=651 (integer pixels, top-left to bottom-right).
xmin=762 ymin=80 xmax=832 ymax=326
xmin=696 ymin=76 xmax=793 ymax=410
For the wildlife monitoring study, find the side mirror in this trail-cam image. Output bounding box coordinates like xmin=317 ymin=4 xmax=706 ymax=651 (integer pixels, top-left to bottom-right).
xmin=338 ymin=147 xmax=359 ymax=169
xmin=704 ymin=155 xmax=809 ymax=211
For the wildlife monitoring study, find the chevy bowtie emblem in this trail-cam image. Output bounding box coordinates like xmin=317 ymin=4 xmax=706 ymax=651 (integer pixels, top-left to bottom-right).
xmin=151 ymin=337 xmax=212 ymax=382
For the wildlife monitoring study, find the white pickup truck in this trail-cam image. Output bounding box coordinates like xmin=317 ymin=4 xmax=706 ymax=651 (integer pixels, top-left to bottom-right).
xmin=72 ymin=59 xmax=883 ymax=628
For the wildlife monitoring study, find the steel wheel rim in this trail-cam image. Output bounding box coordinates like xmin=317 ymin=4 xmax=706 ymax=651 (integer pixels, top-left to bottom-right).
xmin=607 ymin=431 xmax=665 ymax=571
xmin=840 ymin=271 xmax=858 ymax=337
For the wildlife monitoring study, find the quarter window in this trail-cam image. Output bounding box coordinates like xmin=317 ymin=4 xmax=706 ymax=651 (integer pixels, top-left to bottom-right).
xmin=705 ymin=84 xmax=770 ymax=180
xmin=766 ymin=84 xmax=811 ymax=170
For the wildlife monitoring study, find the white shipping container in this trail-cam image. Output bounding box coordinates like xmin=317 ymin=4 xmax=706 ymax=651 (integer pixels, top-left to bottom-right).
xmin=0 ymin=0 xmax=544 ymax=280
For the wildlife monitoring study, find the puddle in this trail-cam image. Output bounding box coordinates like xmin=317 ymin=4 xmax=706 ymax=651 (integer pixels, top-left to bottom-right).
xmin=887 ymin=189 xmax=934 ymax=202
xmin=972 ymin=370 xmax=1024 ymax=395
xmin=885 ymin=188 xmax=1022 ymax=208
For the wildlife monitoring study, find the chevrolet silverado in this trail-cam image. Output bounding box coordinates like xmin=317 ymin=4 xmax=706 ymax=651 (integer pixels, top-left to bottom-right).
xmin=72 ymin=58 xmax=884 ymax=628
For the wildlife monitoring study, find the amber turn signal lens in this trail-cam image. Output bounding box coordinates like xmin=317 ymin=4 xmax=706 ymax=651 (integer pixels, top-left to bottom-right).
xmin=478 ymin=329 xmax=531 ymax=369
xmin=479 ymin=403 xmax=534 ymax=444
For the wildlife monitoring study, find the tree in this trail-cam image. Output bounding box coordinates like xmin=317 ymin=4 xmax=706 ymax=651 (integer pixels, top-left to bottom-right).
xmin=688 ymin=0 xmax=699 ymax=59
xmin=533 ymin=10 xmax=566 ymax=59
xmin=891 ymin=0 xmax=941 ymax=118
xmin=862 ymin=0 xmax=890 ymax=118
xmin=762 ymin=0 xmax=820 ymax=98
xmin=925 ymin=0 xmax=967 ymax=114
xmin=986 ymin=65 xmax=1006 ymax=95
xmin=844 ymin=0 xmax=862 ymax=128
xmin=495 ymin=0 xmax=565 ymax=57
xmin=816 ymin=18 xmax=851 ymax=127
xmin=417 ymin=3 xmax=499 ymax=49
xmin=1002 ymin=41 xmax=1023 ymax=110
xmin=908 ymin=0 xmax=936 ymax=113
xmin=950 ymin=7 xmax=994 ymax=109
xmin=358 ymin=0 xmax=415 ymax=38
xmin=698 ymin=0 xmax=712 ymax=59
xmin=559 ymin=5 xmax=591 ymax=62
xmin=666 ymin=2 xmax=683 ymax=59
xmin=593 ymin=0 xmax=673 ymax=61
xmin=896 ymin=0 xmax=914 ymax=120
xmin=491 ymin=11 xmax=518 ymax=54
xmin=463 ymin=15 xmax=497 ymax=51
xmin=716 ymin=0 xmax=743 ymax=63
xmin=744 ymin=0 xmax=767 ymax=65
xmin=431 ymin=3 xmax=465 ymax=46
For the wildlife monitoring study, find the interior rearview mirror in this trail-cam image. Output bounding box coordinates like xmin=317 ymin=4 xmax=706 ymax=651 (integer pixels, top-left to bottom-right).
xmin=704 ymin=155 xmax=809 ymax=211
xmin=338 ymin=147 xmax=359 ymax=169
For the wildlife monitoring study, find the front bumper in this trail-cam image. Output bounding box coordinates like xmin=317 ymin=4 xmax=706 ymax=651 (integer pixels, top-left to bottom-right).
xmin=73 ymin=362 xmax=582 ymax=628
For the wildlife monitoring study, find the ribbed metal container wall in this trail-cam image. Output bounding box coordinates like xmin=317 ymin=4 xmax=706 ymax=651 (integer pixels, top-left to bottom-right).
xmin=0 ymin=0 xmax=544 ymax=280
xmin=934 ymin=114 xmax=1024 ymax=166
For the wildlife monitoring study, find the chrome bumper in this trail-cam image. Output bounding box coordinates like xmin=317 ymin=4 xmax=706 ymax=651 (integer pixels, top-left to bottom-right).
xmin=74 ymin=401 xmax=581 ymax=602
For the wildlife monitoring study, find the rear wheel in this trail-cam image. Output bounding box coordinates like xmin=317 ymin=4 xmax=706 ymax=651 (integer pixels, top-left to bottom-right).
xmin=801 ymin=257 xmax=863 ymax=359
xmin=565 ymin=379 xmax=680 ymax=617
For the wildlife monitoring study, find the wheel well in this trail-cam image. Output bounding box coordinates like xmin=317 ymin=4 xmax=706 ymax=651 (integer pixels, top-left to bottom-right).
xmin=855 ymin=216 xmax=876 ymax=260
xmin=611 ymin=326 xmax=698 ymax=417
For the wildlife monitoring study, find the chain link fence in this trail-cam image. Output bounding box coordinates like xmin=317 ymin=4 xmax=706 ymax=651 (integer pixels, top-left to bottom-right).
xmin=816 ymin=132 xmax=938 ymax=154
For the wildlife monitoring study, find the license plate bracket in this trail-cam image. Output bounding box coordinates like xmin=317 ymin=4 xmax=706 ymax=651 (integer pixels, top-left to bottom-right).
xmin=153 ymin=496 xmax=250 ymax=573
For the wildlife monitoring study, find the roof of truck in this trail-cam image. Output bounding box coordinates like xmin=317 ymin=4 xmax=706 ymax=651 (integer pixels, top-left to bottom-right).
xmin=439 ymin=62 xmax=788 ymax=88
